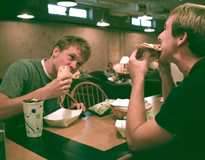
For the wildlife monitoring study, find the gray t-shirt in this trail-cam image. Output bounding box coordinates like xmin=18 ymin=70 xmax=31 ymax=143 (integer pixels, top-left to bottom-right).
xmin=0 ymin=59 xmax=60 ymax=116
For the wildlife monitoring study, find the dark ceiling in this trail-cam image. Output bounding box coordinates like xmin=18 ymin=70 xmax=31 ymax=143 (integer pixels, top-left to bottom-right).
xmin=0 ymin=0 xmax=204 ymax=33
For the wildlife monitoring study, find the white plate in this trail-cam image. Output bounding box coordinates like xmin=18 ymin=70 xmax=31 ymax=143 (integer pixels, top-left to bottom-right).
xmin=44 ymin=108 xmax=82 ymax=127
xmin=115 ymin=120 xmax=126 ymax=138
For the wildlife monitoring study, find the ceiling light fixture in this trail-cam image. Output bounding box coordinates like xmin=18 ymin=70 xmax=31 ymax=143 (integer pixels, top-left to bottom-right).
xmin=144 ymin=28 xmax=155 ymax=32
xmin=97 ymin=19 xmax=110 ymax=27
xmin=97 ymin=11 xmax=110 ymax=27
xmin=17 ymin=13 xmax=34 ymax=19
xmin=57 ymin=0 xmax=77 ymax=7
xmin=17 ymin=0 xmax=34 ymax=19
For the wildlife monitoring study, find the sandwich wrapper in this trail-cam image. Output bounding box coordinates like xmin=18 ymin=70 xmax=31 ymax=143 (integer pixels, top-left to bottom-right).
xmin=44 ymin=108 xmax=82 ymax=127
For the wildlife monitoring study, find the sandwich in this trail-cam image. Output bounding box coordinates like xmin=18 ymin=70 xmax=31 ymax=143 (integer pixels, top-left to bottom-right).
xmin=135 ymin=43 xmax=162 ymax=59
xmin=57 ymin=65 xmax=73 ymax=107
xmin=135 ymin=43 xmax=162 ymax=51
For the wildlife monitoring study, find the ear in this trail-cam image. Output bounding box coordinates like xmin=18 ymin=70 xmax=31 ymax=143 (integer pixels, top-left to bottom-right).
xmin=178 ymin=32 xmax=188 ymax=46
xmin=52 ymin=46 xmax=60 ymax=57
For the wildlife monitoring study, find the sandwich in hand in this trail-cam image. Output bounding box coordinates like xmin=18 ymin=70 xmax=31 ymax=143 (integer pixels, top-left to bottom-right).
xmin=135 ymin=43 xmax=162 ymax=51
xmin=135 ymin=43 xmax=162 ymax=59
xmin=57 ymin=65 xmax=73 ymax=107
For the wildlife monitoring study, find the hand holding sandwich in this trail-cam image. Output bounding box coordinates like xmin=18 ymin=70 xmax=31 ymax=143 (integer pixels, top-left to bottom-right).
xmin=127 ymin=49 xmax=152 ymax=82
xmin=43 ymin=74 xmax=72 ymax=100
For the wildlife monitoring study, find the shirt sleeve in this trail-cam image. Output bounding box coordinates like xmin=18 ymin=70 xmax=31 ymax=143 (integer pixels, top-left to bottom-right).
xmin=0 ymin=60 xmax=29 ymax=98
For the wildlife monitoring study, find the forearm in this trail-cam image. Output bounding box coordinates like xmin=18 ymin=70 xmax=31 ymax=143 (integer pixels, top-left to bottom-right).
xmin=126 ymin=77 xmax=146 ymax=144
xmin=161 ymin=74 xmax=176 ymax=100
xmin=0 ymin=87 xmax=50 ymax=121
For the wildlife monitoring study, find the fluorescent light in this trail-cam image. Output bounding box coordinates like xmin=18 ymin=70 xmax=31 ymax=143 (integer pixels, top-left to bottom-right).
xmin=17 ymin=13 xmax=34 ymax=19
xmin=48 ymin=4 xmax=67 ymax=15
xmin=144 ymin=28 xmax=155 ymax=32
xmin=138 ymin=15 xmax=153 ymax=20
xmin=57 ymin=1 xmax=77 ymax=7
xmin=69 ymin=8 xmax=87 ymax=18
xmin=97 ymin=19 xmax=110 ymax=27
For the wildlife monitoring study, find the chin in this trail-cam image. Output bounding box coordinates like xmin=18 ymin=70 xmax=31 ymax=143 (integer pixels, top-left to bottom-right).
xmin=159 ymin=55 xmax=166 ymax=62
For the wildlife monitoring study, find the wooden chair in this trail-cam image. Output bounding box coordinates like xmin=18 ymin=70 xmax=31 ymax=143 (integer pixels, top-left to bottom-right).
xmin=71 ymin=82 xmax=108 ymax=108
xmin=62 ymin=93 xmax=78 ymax=108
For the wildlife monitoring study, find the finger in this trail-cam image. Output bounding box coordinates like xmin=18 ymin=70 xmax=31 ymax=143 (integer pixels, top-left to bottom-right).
xmin=142 ymin=50 xmax=152 ymax=66
xmin=69 ymin=103 xmax=75 ymax=109
xmin=75 ymin=103 xmax=80 ymax=110
xmin=61 ymin=79 xmax=72 ymax=89
xmin=130 ymin=50 xmax=138 ymax=59
xmin=144 ymin=50 xmax=152 ymax=60
xmin=59 ymin=75 xmax=72 ymax=81
xmin=62 ymin=84 xmax=71 ymax=91
xmin=80 ymin=103 xmax=86 ymax=112
xmin=135 ymin=49 xmax=144 ymax=60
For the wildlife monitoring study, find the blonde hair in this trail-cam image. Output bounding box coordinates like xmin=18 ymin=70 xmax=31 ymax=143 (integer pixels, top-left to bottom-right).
xmin=170 ymin=3 xmax=205 ymax=57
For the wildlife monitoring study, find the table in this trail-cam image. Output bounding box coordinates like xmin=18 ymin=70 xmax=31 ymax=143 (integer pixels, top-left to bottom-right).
xmin=5 ymin=94 xmax=163 ymax=160
xmin=118 ymin=72 xmax=131 ymax=82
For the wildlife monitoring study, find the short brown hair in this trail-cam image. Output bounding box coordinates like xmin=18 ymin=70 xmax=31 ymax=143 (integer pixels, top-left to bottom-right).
xmin=50 ymin=36 xmax=91 ymax=62
xmin=170 ymin=3 xmax=205 ymax=57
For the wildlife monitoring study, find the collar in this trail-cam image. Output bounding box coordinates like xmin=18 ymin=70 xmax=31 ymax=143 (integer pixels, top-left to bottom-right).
xmin=41 ymin=59 xmax=54 ymax=80
xmin=189 ymin=58 xmax=205 ymax=76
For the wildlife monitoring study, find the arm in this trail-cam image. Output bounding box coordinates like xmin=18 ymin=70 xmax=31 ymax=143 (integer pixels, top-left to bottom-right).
xmin=104 ymin=68 xmax=109 ymax=77
xmin=0 ymin=75 xmax=72 ymax=121
xmin=126 ymin=50 xmax=174 ymax=151
xmin=158 ymin=61 xmax=176 ymax=100
xmin=113 ymin=69 xmax=119 ymax=80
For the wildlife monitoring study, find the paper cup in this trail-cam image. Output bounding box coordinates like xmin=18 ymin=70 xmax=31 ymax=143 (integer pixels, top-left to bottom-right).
xmin=22 ymin=100 xmax=44 ymax=138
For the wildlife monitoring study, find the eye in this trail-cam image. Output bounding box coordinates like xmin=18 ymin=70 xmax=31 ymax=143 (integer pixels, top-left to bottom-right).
xmin=69 ymin=55 xmax=75 ymax=60
xmin=77 ymin=62 xmax=83 ymax=67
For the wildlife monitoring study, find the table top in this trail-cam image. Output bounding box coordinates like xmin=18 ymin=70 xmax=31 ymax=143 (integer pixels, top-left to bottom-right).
xmin=5 ymin=94 xmax=163 ymax=160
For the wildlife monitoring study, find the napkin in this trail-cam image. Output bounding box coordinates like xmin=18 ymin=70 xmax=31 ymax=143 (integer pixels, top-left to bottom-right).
xmin=111 ymin=99 xmax=152 ymax=110
xmin=88 ymin=99 xmax=115 ymax=116
xmin=110 ymin=99 xmax=129 ymax=110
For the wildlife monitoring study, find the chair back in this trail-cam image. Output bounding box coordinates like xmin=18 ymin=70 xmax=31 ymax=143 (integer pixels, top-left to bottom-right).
xmin=63 ymin=93 xmax=78 ymax=108
xmin=71 ymin=82 xmax=108 ymax=108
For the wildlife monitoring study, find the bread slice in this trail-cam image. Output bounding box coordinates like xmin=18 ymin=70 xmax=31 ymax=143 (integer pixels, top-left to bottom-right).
xmin=57 ymin=65 xmax=73 ymax=107
xmin=135 ymin=43 xmax=162 ymax=51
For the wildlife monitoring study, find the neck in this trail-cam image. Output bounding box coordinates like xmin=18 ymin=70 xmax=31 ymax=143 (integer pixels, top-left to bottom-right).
xmin=173 ymin=49 xmax=203 ymax=77
xmin=44 ymin=58 xmax=57 ymax=79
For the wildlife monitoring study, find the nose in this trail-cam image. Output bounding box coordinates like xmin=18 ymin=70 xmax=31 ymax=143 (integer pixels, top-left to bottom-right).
xmin=158 ymin=33 xmax=162 ymax=42
xmin=69 ymin=61 xmax=78 ymax=72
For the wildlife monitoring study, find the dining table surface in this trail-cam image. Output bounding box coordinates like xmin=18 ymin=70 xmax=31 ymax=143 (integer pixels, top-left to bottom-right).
xmin=4 ymin=94 xmax=163 ymax=160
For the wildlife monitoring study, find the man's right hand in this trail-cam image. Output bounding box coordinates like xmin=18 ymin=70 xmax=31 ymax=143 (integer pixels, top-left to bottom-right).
xmin=43 ymin=74 xmax=72 ymax=100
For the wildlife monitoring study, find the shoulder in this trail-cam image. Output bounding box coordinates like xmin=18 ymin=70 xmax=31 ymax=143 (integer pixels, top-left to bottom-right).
xmin=13 ymin=59 xmax=42 ymax=71
xmin=5 ymin=59 xmax=42 ymax=78
xmin=10 ymin=59 xmax=41 ymax=68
